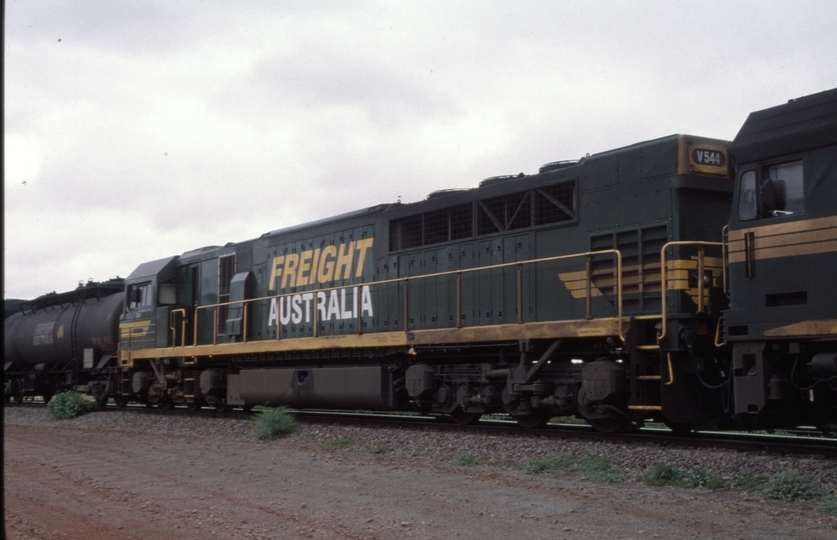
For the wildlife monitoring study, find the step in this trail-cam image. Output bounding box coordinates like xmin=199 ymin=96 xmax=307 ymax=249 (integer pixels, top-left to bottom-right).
xmin=628 ymin=405 xmax=662 ymax=411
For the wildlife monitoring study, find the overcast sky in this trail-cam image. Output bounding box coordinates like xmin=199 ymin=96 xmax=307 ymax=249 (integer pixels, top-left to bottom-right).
xmin=5 ymin=1 xmax=837 ymax=299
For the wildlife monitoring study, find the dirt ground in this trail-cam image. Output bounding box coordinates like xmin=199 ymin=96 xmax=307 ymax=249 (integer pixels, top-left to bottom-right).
xmin=4 ymin=420 xmax=836 ymax=540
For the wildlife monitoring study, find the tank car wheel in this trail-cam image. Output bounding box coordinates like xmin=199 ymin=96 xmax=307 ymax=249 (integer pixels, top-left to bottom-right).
xmin=449 ymin=407 xmax=481 ymax=425
xmin=42 ymin=392 xmax=54 ymax=406
xmin=241 ymin=404 xmax=254 ymax=412
xmin=113 ymin=395 xmax=129 ymax=408
xmin=13 ymin=390 xmax=25 ymax=406
xmin=214 ymin=402 xmax=228 ymax=413
xmin=515 ymin=410 xmax=551 ymax=429
xmin=96 ymin=394 xmax=110 ymax=410
xmin=186 ymin=399 xmax=204 ymax=412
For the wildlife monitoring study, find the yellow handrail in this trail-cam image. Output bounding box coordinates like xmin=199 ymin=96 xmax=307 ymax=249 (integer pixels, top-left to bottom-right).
xmin=186 ymin=248 xmax=626 ymax=347
xmin=657 ymin=241 xmax=723 ymax=342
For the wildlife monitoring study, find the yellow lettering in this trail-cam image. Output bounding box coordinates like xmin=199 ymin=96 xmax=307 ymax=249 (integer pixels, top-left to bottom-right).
xmin=268 ymin=256 xmax=285 ymax=291
xmin=334 ymin=241 xmax=356 ymax=281
xmin=318 ymin=245 xmax=337 ymax=283
xmin=281 ymin=253 xmax=299 ymax=288
xmin=354 ymin=238 xmax=374 ymax=278
xmin=310 ymin=248 xmax=321 ymax=285
xmin=297 ymin=250 xmax=313 ymax=286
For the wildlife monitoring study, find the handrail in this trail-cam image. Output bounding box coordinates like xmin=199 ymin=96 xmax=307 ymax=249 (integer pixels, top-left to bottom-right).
xmin=657 ymin=241 xmax=723 ymax=342
xmin=184 ymin=248 xmax=626 ymax=348
xmin=169 ymin=308 xmax=187 ymax=347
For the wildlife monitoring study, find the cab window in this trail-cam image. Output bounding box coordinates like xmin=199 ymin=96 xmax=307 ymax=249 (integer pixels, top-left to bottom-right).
xmin=762 ymin=161 xmax=803 ymax=217
xmin=737 ymin=170 xmax=757 ymax=220
xmin=128 ymin=282 xmax=152 ymax=310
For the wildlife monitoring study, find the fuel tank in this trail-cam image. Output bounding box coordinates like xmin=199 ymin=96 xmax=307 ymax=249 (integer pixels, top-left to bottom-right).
xmin=4 ymin=281 xmax=124 ymax=366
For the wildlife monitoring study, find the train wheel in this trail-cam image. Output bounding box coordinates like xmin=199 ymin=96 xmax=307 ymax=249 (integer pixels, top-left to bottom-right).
xmin=449 ymin=407 xmax=481 ymax=425
xmin=96 ymin=394 xmax=109 ymax=410
xmin=515 ymin=410 xmax=551 ymax=429
xmin=214 ymin=402 xmax=228 ymax=413
xmin=586 ymin=416 xmax=629 ymax=433
xmin=42 ymin=393 xmax=54 ymax=406
xmin=187 ymin=399 xmax=203 ymax=412
xmin=158 ymin=399 xmax=174 ymax=411
xmin=241 ymin=404 xmax=254 ymax=412
xmin=113 ymin=395 xmax=128 ymax=408
xmin=664 ymin=422 xmax=694 ymax=436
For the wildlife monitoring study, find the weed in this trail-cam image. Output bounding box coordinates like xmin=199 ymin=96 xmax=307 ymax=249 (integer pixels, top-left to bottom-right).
xmin=735 ymin=472 xmax=768 ymax=491
xmin=817 ymin=496 xmax=837 ymax=516
xmin=523 ymin=453 xmax=626 ymax=483
xmin=451 ymin=453 xmax=480 ymax=467
xmin=763 ymin=471 xmax=819 ymax=502
xmin=323 ymin=436 xmax=358 ymax=450
xmin=47 ymin=392 xmax=98 ymax=420
xmin=523 ymin=453 xmax=575 ymax=474
xmin=253 ymin=406 xmax=298 ymax=441
xmin=643 ymin=464 xmax=685 ymax=487
xmin=579 ymin=456 xmax=627 ymax=483
xmin=683 ymin=468 xmax=725 ymax=490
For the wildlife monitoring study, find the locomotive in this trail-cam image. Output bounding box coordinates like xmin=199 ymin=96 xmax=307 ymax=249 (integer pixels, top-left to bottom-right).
xmin=5 ymin=89 xmax=836 ymax=433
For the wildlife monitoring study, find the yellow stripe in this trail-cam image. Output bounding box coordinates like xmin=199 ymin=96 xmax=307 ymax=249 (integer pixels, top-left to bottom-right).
xmin=728 ymin=216 xmax=837 ymax=263
xmin=763 ymin=319 xmax=837 ymax=338
xmin=118 ymin=318 xmax=626 ymax=362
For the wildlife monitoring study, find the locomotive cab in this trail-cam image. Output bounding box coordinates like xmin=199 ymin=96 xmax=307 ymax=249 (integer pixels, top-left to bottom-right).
xmin=725 ymin=88 xmax=837 ymax=430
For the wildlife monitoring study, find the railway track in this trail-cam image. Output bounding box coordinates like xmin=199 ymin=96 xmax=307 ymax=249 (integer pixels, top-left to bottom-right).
xmin=16 ymin=399 xmax=837 ymax=458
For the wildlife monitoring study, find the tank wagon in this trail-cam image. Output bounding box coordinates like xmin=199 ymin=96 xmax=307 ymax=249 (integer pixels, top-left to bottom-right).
xmin=5 ymin=89 xmax=836 ymax=433
xmin=4 ymin=279 xmax=124 ymax=405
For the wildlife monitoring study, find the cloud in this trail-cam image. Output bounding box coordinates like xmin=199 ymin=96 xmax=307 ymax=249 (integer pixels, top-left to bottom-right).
xmin=5 ymin=0 xmax=837 ymax=298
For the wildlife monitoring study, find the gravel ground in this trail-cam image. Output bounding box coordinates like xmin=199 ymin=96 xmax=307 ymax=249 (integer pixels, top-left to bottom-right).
xmin=4 ymin=406 xmax=837 ymax=540
xmin=5 ymin=407 xmax=837 ymax=492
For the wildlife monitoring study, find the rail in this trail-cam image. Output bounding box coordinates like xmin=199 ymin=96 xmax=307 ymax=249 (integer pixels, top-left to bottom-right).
xmin=172 ymin=248 xmax=626 ymax=348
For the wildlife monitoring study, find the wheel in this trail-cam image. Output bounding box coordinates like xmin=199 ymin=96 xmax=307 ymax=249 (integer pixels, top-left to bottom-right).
xmin=241 ymin=404 xmax=254 ymax=413
xmin=586 ymin=416 xmax=629 ymax=433
xmin=158 ymin=399 xmax=174 ymax=411
xmin=96 ymin=394 xmax=109 ymax=410
xmin=186 ymin=399 xmax=203 ymax=412
xmin=214 ymin=402 xmax=228 ymax=413
xmin=515 ymin=410 xmax=551 ymax=429
xmin=664 ymin=422 xmax=694 ymax=436
xmin=42 ymin=392 xmax=54 ymax=406
xmin=449 ymin=407 xmax=481 ymax=425
xmin=113 ymin=395 xmax=128 ymax=408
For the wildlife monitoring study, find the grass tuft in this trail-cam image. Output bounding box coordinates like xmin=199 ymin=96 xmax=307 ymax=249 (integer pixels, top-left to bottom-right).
xmin=47 ymin=392 xmax=98 ymax=420
xmin=643 ymin=463 xmax=685 ymax=487
xmin=817 ymin=496 xmax=837 ymax=516
xmin=683 ymin=467 xmax=725 ymax=490
xmin=253 ymin=406 xmax=298 ymax=441
xmin=323 ymin=436 xmax=358 ymax=450
xmin=451 ymin=453 xmax=480 ymax=467
xmin=523 ymin=453 xmax=626 ymax=483
xmin=763 ymin=471 xmax=819 ymax=502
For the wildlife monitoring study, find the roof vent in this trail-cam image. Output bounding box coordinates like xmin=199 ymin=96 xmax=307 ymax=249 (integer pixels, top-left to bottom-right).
xmin=427 ymin=188 xmax=467 ymax=200
xmin=479 ymin=173 xmax=523 ymax=187
xmin=539 ymin=160 xmax=579 ymax=174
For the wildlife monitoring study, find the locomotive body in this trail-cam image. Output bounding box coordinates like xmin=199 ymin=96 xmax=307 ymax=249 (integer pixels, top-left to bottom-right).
xmin=5 ymin=90 xmax=835 ymax=433
xmin=725 ymin=89 xmax=837 ymax=429
xmin=112 ymin=133 xmax=734 ymax=430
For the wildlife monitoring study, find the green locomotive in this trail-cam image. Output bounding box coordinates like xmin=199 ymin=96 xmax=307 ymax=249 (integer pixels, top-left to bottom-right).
xmin=6 ymin=90 xmax=836 ymax=434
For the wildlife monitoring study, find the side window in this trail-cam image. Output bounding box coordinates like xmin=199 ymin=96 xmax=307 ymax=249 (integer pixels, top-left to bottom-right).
xmin=128 ymin=282 xmax=152 ymax=311
xmin=737 ymin=170 xmax=757 ymax=220
xmin=762 ymin=161 xmax=803 ymax=217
